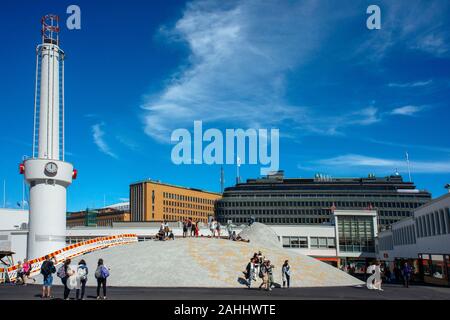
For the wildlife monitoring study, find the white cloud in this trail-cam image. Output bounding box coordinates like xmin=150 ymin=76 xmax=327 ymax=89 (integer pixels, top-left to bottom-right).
xmin=140 ymin=0 xmax=446 ymax=143
xmin=141 ymin=0 xmax=362 ymax=142
xmin=313 ymin=154 xmax=450 ymax=174
xmin=390 ymin=105 xmax=425 ymax=116
xmin=92 ymin=123 xmax=118 ymax=159
xmin=388 ymin=80 xmax=432 ymax=88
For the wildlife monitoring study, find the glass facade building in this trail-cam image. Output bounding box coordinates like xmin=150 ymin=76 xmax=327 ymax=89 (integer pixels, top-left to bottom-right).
xmin=337 ymin=215 xmax=375 ymax=253
xmin=216 ymin=171 xmax=431 ymax=229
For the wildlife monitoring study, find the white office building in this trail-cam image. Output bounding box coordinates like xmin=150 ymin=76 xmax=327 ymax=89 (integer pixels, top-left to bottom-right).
xmin=377 ymin=192 xmax=450 ymax=286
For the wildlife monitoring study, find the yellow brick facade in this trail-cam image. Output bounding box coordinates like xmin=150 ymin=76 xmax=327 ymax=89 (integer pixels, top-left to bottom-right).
xmin=130 ymin=180 xmax=221 ymax=224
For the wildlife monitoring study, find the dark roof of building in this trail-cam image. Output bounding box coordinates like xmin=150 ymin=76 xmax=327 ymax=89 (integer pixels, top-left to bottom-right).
xmin=130 ymin=179 xmax=221 ymax=196
xmin=223 ymin=172 xmax=430 ymax=195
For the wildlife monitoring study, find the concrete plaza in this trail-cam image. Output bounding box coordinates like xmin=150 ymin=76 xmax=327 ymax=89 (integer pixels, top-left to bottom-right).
xmin=0 ymin=283 xmax=449 ymax=300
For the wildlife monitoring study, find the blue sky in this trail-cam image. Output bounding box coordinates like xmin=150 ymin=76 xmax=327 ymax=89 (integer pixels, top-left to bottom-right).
xmin=1 ymin=0 xmax=449 ymax=211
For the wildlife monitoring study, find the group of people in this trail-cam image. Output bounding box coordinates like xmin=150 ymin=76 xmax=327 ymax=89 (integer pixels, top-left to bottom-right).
xmin=243 ymin=251 xmax=291 ymax=291
xmin=38 ymin=255 xmax=110 ymax=300
xmin=182 ymin=219 xmax=200 ymax=237
xmin=365 ymin=260 xmax=414 ymax=291
xmin=156 ymin=221 xmax=175 ymax=241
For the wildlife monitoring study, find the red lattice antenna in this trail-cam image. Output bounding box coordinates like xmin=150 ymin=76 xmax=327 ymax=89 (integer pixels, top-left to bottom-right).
xmin=41 ymin=14 xmax=60 ymax=45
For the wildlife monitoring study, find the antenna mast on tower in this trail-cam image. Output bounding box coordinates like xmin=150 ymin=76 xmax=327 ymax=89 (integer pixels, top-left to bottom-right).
xmin=406 ymin=151 xmax=412 ymax=182
xmin=220 ymin=166 xmax=224 ymax=193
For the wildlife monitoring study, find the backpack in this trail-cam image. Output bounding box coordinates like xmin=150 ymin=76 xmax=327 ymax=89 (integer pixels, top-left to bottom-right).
xmin=78 ymin=266 xmax=88 ymax=281
xmin=95 ymin=266 xmax=102 ymax=279
xmin=101 ymin=266 xmax=110 ymax=279
xmin=95 ymin=265 xmax=109 ymax=279
xmin=40 ymin=261 xmax=50 ymax=276
xmin=57 ymin=265 xmax=66 ymax=279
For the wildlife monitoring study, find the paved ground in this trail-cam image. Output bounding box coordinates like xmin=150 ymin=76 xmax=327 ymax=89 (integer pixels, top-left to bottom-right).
xmin=0 ymin=283 xmax=449 ymax=300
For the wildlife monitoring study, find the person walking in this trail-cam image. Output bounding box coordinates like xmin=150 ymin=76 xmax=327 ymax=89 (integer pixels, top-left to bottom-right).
xmin=187 ymin=220 xmax=192 ymax=237
xmin=95 ymin=258 xmax=110 ymax=299
xmin=57 ymin=259 xmax=74 ymax=300
xmin=40 ymin=255 xmax=56 ymax=298
xmin=191 ymin=221 xmax=196 ymax=237
xmin=195 ymin=222 xmax=199 ymax=237
xmin=244 ymin=258 xmax=254 ymax=288
xmin=402 ymin=262 xmax=412 ymax=288
xmin=384 ymin=266 xmax=391 ymax=283
xmin=216 ymin=222 xmax=221 ymax=238
xmin=76 ymin=259 xmax=88 ymax=300
xmin=209 ymin=219 xmax=216 ymax=237
xmin=182 ymin=220 xmax=188 ymax=238
xmin=16 ymin=261 xmax=24 ymax=285
xmin=227 ymin=223 xmax=233 ymax=240
xmin=258 ymin=260 xmax=271 ymax=291
xmin=267 ymin=260 xmax=275 ymax=290
xmin=22 ymin=259 xmax=35 ymax=284
xmin=282 ymin=260 xmax=291 ymax=288
xmin=252 ymin=253 xmax=259 ymax=280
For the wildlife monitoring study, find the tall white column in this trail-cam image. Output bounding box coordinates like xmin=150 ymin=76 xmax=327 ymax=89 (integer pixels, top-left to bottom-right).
xmin=22 ymin=15 xmax=75 ymax=260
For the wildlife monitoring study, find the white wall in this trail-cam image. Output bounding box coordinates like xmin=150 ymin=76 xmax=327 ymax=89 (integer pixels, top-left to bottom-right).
xmin=377 ymin=193 xmax=450 ymax=261
xmin=0 ymin=209 xmax=28 ymax=230
xmin=0 ymin=230 xmax=28 ymax=264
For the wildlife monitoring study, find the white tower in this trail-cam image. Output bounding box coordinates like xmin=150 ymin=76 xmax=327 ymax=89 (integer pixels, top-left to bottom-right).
xmin=20 ymin=15 xmax=76 ymax=259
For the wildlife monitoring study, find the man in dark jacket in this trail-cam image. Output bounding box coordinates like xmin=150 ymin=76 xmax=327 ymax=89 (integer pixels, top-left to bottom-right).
xmin=402 ymin=262 xmax=412 ymax=288
xmin=40 ymin=255 xmax=56 ymax=299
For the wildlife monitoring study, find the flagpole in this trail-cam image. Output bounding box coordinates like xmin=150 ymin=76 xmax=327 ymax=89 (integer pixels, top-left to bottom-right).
xmin=406 ymin=152 xmax=412 ymax=182
xmin=3 ymin=180 xmax=5 ymax=208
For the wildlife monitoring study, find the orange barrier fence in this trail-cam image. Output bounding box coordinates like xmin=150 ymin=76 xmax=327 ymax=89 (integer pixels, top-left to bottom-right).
xmin=2 ymin=234 xmax=137 ymax=283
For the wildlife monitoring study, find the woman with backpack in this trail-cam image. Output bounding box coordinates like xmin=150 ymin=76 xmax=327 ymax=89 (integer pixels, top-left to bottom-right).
xmin=95 ymin=258 xmax=109 ymax=299
xmin=40 ymin=255 xmax=56 ymax=298
xmin=282 ymin=260 xmax=291 ymax=288
xmin=58 ymin=259 xmax=74 ymax=300
xmin=76 ymin=260 xmax=88 ymax=300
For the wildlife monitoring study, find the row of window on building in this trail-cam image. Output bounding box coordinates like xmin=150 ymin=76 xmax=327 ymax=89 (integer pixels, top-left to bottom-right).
xmin=219 ymin=217 xmax=331 ymax=224
xmin=162 ymin=214 xmax=208 ymax=222
xmin=224 ymin=193 xmax=429 ymax=199
xmin=219 ymin=209 xmax=331 ymax=216
xmin=218 ymin=200 xmax=421 ymax=209
xmin=219 ymin=208 xmax=413 ymax=218
xmin=416 ymin=208 xmax=450 ymax=239
xmin=282 ymin=236 xmax=336 ymax=249
xmin=393 ymin=224 xmax=416 ymax=246
xmin=163 ymin=200 xmax=213 ymax=211
xmin=378 ymin=207 xmax=450 ymax=250
xmin=163 ymin=192 xmax=215 ymax=205
xmin=163 ymin=207 xmax=209 ymax=217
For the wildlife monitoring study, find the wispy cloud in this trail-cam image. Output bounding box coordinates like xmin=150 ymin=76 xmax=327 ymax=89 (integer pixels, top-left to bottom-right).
xmin=140 ymin=0 xmax=447 ymax=143
xmin=92 ymin=123 xmax=118 ymax=159
xmin=365 ymin=138 xmax=450 ymax=154
xmin=388 ymin=80 xmax=433 ymax=88
xmin=311 ymin=154 xmax=450 ymax=174
xmin=141 ymin=0 xmax=363 ymax=142
xmin=390 ymin=105 xmax=426 ymax=116
xmin=356 ymin=1 xmax=450 ymax=61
